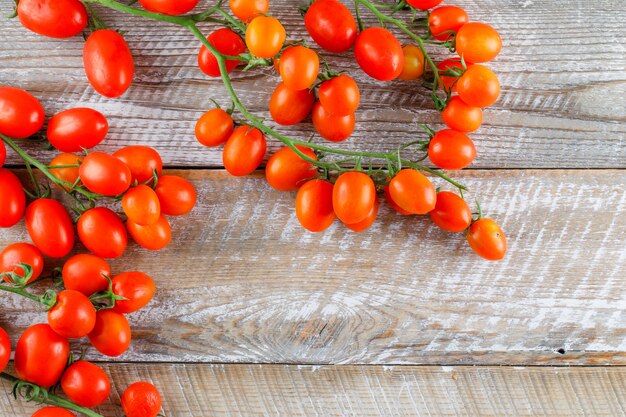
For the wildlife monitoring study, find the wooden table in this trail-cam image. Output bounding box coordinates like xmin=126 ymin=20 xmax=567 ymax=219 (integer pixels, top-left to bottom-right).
xmin=1 ymin=0 xmax=625 ymax=415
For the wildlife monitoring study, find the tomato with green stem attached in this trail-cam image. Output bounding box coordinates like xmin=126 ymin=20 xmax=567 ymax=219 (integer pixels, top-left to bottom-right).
xmin=47 ymin=108 xmax=108 ymax=152
xmin=61 ymin=360 xmax=111 ymax=408
xmin=154 ymin=175 xmax=197 ymax=216
xmin=62 ymin=254 xmax=111 ymax=296
xmin=80 ymin=152 xmax=132 ymax=196
xmin=279 ymin=46 xmax=320 ymax=91
xmin=0 ymin=169 xmax=25 ymax=228
xmin=195 ymin=108 xmax=234 ymax=147
xmin=49 ymin=153 xmax=82 ymax=191
xmin=198 ymin=28 xmax=246 ymax=77
xmin=113 ymin=146 xmax=163 ymax=184
xmin=456 ymin=64 xmax=500 ymax=108
xmin=112 ymin=271 xmax=156 ymax=314
xmin=15 ymin=324 xmax=70 ymax=388
xmin=345 ymin=198 xmax=378 ymax=232
xmin=318 ymin=74 xmax=360 ymax=117
xmin=25 ymin=198 xmax=75 ymax=259
xmin=398 ymin=45 xmax=425 ymax=81
xmin=17 ymin=0 xmax=87 ymax=38
xmin=388 ymin=169 xmax=436 ymax=214
xmin=83 ymin=30 xmax=134 ymax=98
xmin=333 ymin=172 xmax=376 ymax=225
xmin=456 ymin=22 xmax=502 ymax=63
xmin=48 ymin=290 xmax=97 ymax=339
xmin=269 ymin=82 xmax=315 ymax=126
xmin=127 ymin=215 xmax=172 ymax=251
xmin=77 ymin=207 xmax=128 ymax=259
xmin=245 ymin=16 xmax=286 ymax=58
xmin=266 ymin=145 xmax=317 ymax=191
xmin=437 ymin=59 xmax=471 ymax=92
xmin=428 ymin=129 xmax=476 ymax=170
xmin=230 ymin=0 xmax=269 ymax=22
xmin=223 ymin=126 xmax=266 ymax=176
xmin=122 ymin=382 xmax=162 ymax=417
xmin=138 ymin=0 xmax=198 ymax=15
xmin=0 ymin=86 xmax=45 ymax=139
xmin=467 ymin=218 xmax=506 ymax=260
xmin=311 ymin=102 xmax=355 ymax=143
xmin=304 ymin=0 xmax=357 ymax=53
xmin=0 ymin=243 xmax=44 ymax=284
xmin=441 ymin=96 xmax=483 ymax=132
xmin=429 ymin=191 xmax=472 ymax=232
xmin=296 ymin=180 xmax=336 ymax=232
xmin=354 ymin=27 xmax=404 ymax=81
xmin=32 ymin=408 xmax=76 ymax=417
xmin=428 ymin=6 xmax=468 ymax=41
xmin=123 ymin=185 xmax=161 ymax=226
xmin=0 ymin=327 xmax=9 ymax=374
xmin=88 ymin=309 xmax=131 ymax=357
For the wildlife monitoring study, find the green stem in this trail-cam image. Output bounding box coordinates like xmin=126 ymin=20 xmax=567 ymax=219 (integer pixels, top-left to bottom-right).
xmin=0 ymin=283 xmax=46 ymax=305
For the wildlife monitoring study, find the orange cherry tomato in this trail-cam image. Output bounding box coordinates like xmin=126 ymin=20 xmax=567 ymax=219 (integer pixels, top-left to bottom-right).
xmin=154 ymin=175 xmax=197 ymax=216
xmin=122 ymin=185 xmax=161 ymax=226
xmin=0 ymin=86 xmax=45 ymax=139
xmin=428 ymin=6 xmax=468 ymax=41
xmin=77 ymin=207 xmax=128 ymax=259
xmin=80 ymin=152 xmax=132 ymax=196
xmin=345 ymin=198 xmax=378 ymax=232
xmin=332 ymin=172 xmax=376 ymax=224
xmin=304 ymin=0 xmax=357 ymax=53
xmin=245 ymin=16 xmax=286 ymax=58
xmin=15 ymin=324 xmax=70 ymax=388
xmin=383 ymin=185 xmax=411 ymax=215
xmin=113 ymin=146 xmax=163 ymax=184
xmin=279 ymin=46 xmax=320 ymax=91
xmin=17 ymin=0 xmax=87 ymax=38
xmin=229 ymin=0 xmax=269 ymax=22
xmin=406 ymin=0 xmax=442 ymax=10
xmin=296 ymin=179 xmax=336 ymax=232
xmin=398 ymin=45 xmax=425 ymax=81
xmin=467 ymin=218 xmax=506 ymax=260
xmin=195 ymin=108 xmax=234 ymax=147
xmin=0 ymin=327 xmax=10 ymax=375
xmin=223 ymin=126 xmax=266 ymax=176
xmin=428 ymin=129 xmax=476 ymax=170
xmin=61 ymin=361 xmax=111 ymax=408
xmin=112 ymin=271 xmax=156 ymax=314
xmin=127 ymin=215 xmax=172 ymax=251
xmin=83 ymin=30 xmax=134 ymax=98
xmin=388 ymin=169 xmax=436 ymax=214
xmin=47 ymin=108 xmax=108 ymax=152
xmin=88 ymin=309 xmax=131 ymax=357
xmin=122 ymin=382 xmax=162 ymax=417
xmin=198 ymin=28 xmax=246 ymax=77
xmin=0 ymin=242 xmax=44 ymax=284
xmin=269 ymin=82 xmax=315 ymax=126
xmin=25 ymin=198 xmax=75 ymax=259
xmin=138 ymin=0 xmax=198 ymax=15
xmin=49 ymin=153 xmax=82 ymax=191
xmin=429 ymin=191 xmax=471 ymax=232
xmin=266 ymin=145 xmax=317 ymax=191
xmin=62 ymin=254 xmax=111 ymax=296
xmin=441 ymin=96 xmax=483 ymax=132
xmin=0 ymin=169 xmax=25 ymax=228
xmin=318 ymin=74 xmax=360 ymax=116
xmin=311 ymin=101 xmax=355 ymax=142
xmin=32 ymin=407 xmax=76 ymax=417
xmin=456 ymin=64 xmax=500 ymax=108
xmin=48 ymin=290 xmax=96 ymax=339
xmin=354 ymin=27 xmax=404 ymax=81
xmin=456 ymin=22 xmax=502 ymax=63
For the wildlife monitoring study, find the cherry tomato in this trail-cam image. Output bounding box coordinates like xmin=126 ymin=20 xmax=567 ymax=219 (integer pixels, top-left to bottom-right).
xmin=429 ymin=191 xmax=471 ymax=232
xmin=428 ymin=6 xmax=468 ymax=41
xmin=345 ymin=198 xmax=378 ymax=232
xmin=245 ymin=16 xmax=286 ymax=58
xmin=223 ymin=126 xmax=266 ymax=176
xmin=80 ymin=152 xmax=131 ymax=196
xmin=61 ymin=361 xmax=111 ymax=408
xmin=127 ymin=215 xmax=172 ymax=251
xmin=304 ymin=0 xmax=357 ymax=53
xmin=295 ymin=180 xmax=335 ymax=232
xmin=388 ymin=169 xmax=436 ymax=214
xmin=406 ymin=0 xmax=443 ymax=10
xmin=318 ymin=74 xmax=360 ymax=117
xmin=332 ymin=172 xmax=376 ymax=224
xmin=311 ymin=101 xmax=355 ymax=143
xmin=113 ymin=146 xmax=163 ymax=184
xmin=47 ymin=108 xmax=108 ymax=152
xmin=229 ymin=0 xmax=268 ymax=22
xmin=0 ymin=86 xmax=45 ymax=139
xmin=49 ymin=153 xmax=82 ymax=191
xmin=195 ymin=108 xmax=234 ymax=147
xmin=48 ymin=290 xmax=96 ymax=339
xmin=0 ymin=169 xmax=25 ymax=228
xmin=442 ymin=96 xmax=483 ymax=132
xmin=25 ymin=199 xmax=75 ymax=258
xmin=398 ymin=45 xmax=425 ymax=81
xmin=456 ymin=22 xmax=502 ymax=63
xmin=32 ymin=408 xmax=76 ymax=417
xmin=112 ymin=271 xmax=156 ymax=314
xmin=0 ymin=327 xmax=9 ymax=374
xmin=269 ymin=82 xmax=315 ymax=126
xmin=266 ymin=146 xmax=317 ymax=191
xmin=467 ymin=218 xmax=506 ymax=260
xmin=83 ymin=30 xmax=134 ymax=98
xmin=154 ymin=175 xmax=197 ymax=216
xmin=0 ymin=243 xmax=43 ymax=284
xmin=122 ymin=382 xmax=162 ymax=417
xmin=383 ymin=185 xmax=411 ymax=215
xmin=138 ymin=0 xmax=198 ymax=15
xmin=354 ymin=27 xmax=404 ymax=81
xmin=198 ymin=28 xmax=246 ymax=77
xmin=17 ymin=0 xmax=87 ymax=38
xmin=123 ymin=185 xmax=161 ymax=226
xmin=88 ymin=309 xmax=131 ymax=357
xmin=62 ymin=254 xmax=111 ymax=296
xmin=0 ymin=141 xmax=5 ymax=167
xmin=456 ymin=64 xmax=500 ymax=108
xmin=15 ymin=324 xmax=69 ymax=388
xmin=428 ymin=129 xmax=476 ymax=170
xmin=279 ymin=46 xmax=319 ymax=91
xmin=437 ymin=59 xmax=471 ymax=92
xmin=77 ymin=207 xmax=128 ymax=259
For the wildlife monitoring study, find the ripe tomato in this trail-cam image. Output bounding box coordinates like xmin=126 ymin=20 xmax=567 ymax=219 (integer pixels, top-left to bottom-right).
xmin=0 ymin=242 xmax=43 ymax=284
xmin=223 ymin=126 xmax=266 ymax=176
xmin=456 ymin=65 xmax=500 ymax=108
xmin=83 ymin=30 xmax=134 ymax=98
xmin=127 ymin=215 xmax=171 ymax=251
xmin=467 ymin=218 xmax=506 ymax=260
xmin=429 ymin=191 xmax=471 ymax=232
xmin=279 ymin=46 xmax=319 ymax=91
xmin=122 ymin=382 xmax=162 ymax=417
xmin=266 ymin=146 xmax=317 ymax=191
xmin=154 ymin=175 xmax=197 ymax=216
xmin=0 ymin=169 xmax=25 ymax=228
xmin=62 ymin=254 xmax=111 ymax=296
xmin=230 ymin=0 xmax=268 ymax=22
xmin=0 ymin=327 xmax=9 ymax=374
xmin=441 ymin=96 xmax=483 ymax=132
xmin=48 ymin=290 xmax=96 ymax=339
xmin=49 ymin=153 xmax=82 ymax=191
xmin=318 ymin=74 xmax=360 ymax=117
xmin=198 ymin=28 xmax=246 ymax=77
xmin=88 ymin=309 xmax=131 ymax=357
xmin=428 ymin=6 xmax=468 ymax=41
xmin=77 ymin=207 xmax=128 ymax=259
xmin=383 ymin=185 xmax=411 ymax=215
xmin=32 ymin=408 xmax=76 ymax=417
xmin=456 ymin=22 xmax=502 ymax=63
xmin=123 ymin=185 xmax=161 ymax=226
xmin=312 ymin=102 xmax=355 ymax=142
xmin=304 ymin=0 xmax=356 ymax=53
xmin=388 ymin=169 xmax=436 ymax=214
xmin=332 ymin=172 xmax=376 ymax=224
xmin=61 ymin=361 xmax=111 ymax=408
xmin=80 ymin=152 xmax=132 ymax=196
xmin=112 ymin=271 xmax=156 ymax=314
xmin=295 ymin=180 xmax=335 ymax=232
xmin=354 ymin=27 xmax=404 ymax=81
xmin=428 ymin=129 xmax=476 ymax=170
xmin=195 ymin=108 xmax=234 ymax=147
xmin=406 ymin=0 xmax=443 ymax=10
xmin=113 ymin=146 xmax=163 ymax=184
xmin=398 ymin=45 xmax=425 ymax=81
xmin=0 ymin=141 xmax=5 ymax=167
xmin=25 ymin=199 xmax=75 ymax=258
xmin=138 ymin=0 xmax=198 ymax=15
xmin=269 ymin=82 xmax=315 ymax=126
xmin=437 ymin=59 xmax=471 ymax=92
xmin=15 ymin=324 xmax=70 ymax=388
xmin=0 ymin=86 xmax=45 ymax=139
xmin=245 ymin=16 xmax=286 ymax=58
xmin=345 ymin=198 xmax=378 ymax=232
xmin=47 ymin=108 xmax=108 ymax=152
xmin=17 ymin=0 xmax=87 ymax=38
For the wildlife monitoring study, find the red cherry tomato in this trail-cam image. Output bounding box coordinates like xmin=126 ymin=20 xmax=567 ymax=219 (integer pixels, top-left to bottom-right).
xmin=47 ymin=108 xmax=108 ymax=152
xmin=61 ymin=361 xmax=111 ymax=408
xmin=0 ymin=243 xmax=43 ymax=284
xmin=15 ymin=324 xmax=70 ymax=388
xmin=318 ymin=74 xmax=360 ymax=117
xmin=428 ymin=6 xmax=468 ymax=41
xmin=429 ymin=191 xmax=472 ymax=232
xmin=269 ymin=82 xmax=315 ymax=126
xmin=25 ymin=198 xmax=75 ymax=258
xmin=456 ymin=22 xmax=502 ymax=63
xmin=442 ymin=96 xmax=483 ymax=132
xmin=83 ymin=30 xmax=134 ymax=98
xmin=0 ymin=168 xmax=25 ymax=228
xmin=88 ymin=309 xmax=131 ymax=357
xmin=295 ymin=180 xmax=336 ymax=232
xmin=345 ymin=198 xmax=378 ymax=232
xmin=245 ymin=16 xmax=286 ymax=58
xmin=122 ymin=382 xmax=162 ymax=417
xmin=388 ymin=169 xmax=436 ymax=214
xmin=428 ymin=129 xmax=476 ymax=170
xmin=0 ymin=86 xmax=45 ymax=139
xmin=279 ymin=46 xmax=319 ymax=91
xmin=456 ymin=64 xmax=500 ymax=108
xmin=0 ymin=327 xmax=9 ymax=374
xmin=467 ymin=218 xmax=506 ymax=260
xmin=154 ymin=175 xmax=197 ymax=216
xmin=138 ymin=0 xmax=198 ymax=15
xmin=383 ymin=185 xmax=411 ymax=215
xmin=113 ymin=146 xmax=163 ymax=184
xmin=123 ymin=185 xmax=161 ymax=226
xmin=62 ymin=254 xmax=111 ymax=296
xmin=332 ymin=172 xmax=376 ymax=224
xmin=354 ymin=27 xmax=404 ymax=81
xmin=198 ymin=28 xmax=246 ymax=77
xmin=112 ymin=271 xmax=156 ymax=314
xmin=312 ymin=102 xmax=355 ymax=143
xmin=304 ymin=0 xmax=357 ymax=53
xmin=229 ymin=0 xmax=269 ymax=22
xmin=437 ymin=59 xmax=471 ymax=92
xmin=77 ymin=207 xmax=128 ymax=259
xmin=32 ymin=408 xmax=76 ymax=417
xmin=80 ymin=152 xmax=132 ymax=196
xmin=127 ymin=215 xmax=172 ymax=251
xmin=406 ymin=0 xmax=442 ymax=9
xmin=49 ymin=153 xmax=82 ymax=191
xmin=17 ymin=0 xmax=87 ymax=38
xmin=266 ymin=146 xmax=317 ymax=191
xmin=223 ymin=126 xmax=266 ymax=176
xmin=195 ymin=108 xmax=234 ymax=147
xmin=48 ymin=290 xmax=96 ymax=339
xmin=0 ymin=141 xmax=5 ymax=167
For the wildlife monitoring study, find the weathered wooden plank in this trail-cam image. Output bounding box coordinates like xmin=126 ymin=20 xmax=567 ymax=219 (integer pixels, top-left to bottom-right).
xmin=0 ymin=1 xmax=624 ymax=168
xmin=1 ymin=169 xmax=624 ymax=365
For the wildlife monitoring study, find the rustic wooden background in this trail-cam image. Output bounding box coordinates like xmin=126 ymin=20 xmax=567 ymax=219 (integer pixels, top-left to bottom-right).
xmin=1 ymin=0 xmax=625 ymax=415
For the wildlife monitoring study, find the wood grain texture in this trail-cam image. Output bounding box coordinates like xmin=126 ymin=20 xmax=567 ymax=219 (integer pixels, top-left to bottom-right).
xmin=0 ymin=0 xmax=624 ymax=168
